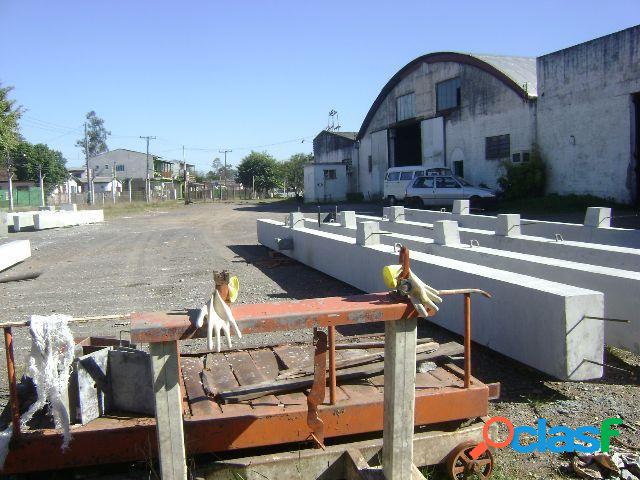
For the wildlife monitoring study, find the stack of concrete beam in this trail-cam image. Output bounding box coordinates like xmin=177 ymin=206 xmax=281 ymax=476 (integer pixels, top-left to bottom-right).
xmin=0 ymin=239 xmax=31 ymax=272
xmin=257 ymin=204 xmax=640 ymax=380
xmin=8 ymin=207 xmax=103 ymax=232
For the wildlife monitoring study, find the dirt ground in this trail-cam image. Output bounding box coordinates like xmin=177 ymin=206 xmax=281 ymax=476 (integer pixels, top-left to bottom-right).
xmin=1 ymin=200 xmax=638 ymax=479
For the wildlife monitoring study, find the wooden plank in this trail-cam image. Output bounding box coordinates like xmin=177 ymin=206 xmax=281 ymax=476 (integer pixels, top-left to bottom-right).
xmin=249 ymin=349 xmax=280 ymax=381
xmin=202 ymin=352 xmax=253 ymax=415
xmin=226 ymin=351 xmax=267 ymax=386
xmin=273 ymin=344 xmax=314 ymax=370
xmin=218 ymin=342 xmax=463 ymax=403
xmin=150 ymin=341 xmax=187 ymax=480
xmin=180 ymin=357 xmax=221 ymax=417
xmin=382 ymin=317 xmax=417 ymax=480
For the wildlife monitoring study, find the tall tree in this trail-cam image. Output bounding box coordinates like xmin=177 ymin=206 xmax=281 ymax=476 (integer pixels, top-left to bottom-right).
xmin=76 ymin=111 xmax=110 ymax=158
xmin=236 ymin=151 xmax=279 ymax=192
xmin=11 ymin=140 xmax=68 ymax=191
xmin=282 ymin=153 xmax=312 ymax=193
xmin=0 ymin=83 xmax=22 ymax=157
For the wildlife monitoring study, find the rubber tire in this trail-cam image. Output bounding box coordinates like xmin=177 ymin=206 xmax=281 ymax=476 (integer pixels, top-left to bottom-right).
xmin=469 ymin=195 xmax=481 ymax=209
xmin=387 ymin=196 xmax=396 ymax=206
xmin=413 ymin=197 xmax=424 ymax=209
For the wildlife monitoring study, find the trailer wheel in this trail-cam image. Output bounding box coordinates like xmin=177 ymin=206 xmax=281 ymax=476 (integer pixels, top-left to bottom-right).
xmin=446 ymin=441 xmax=494 ymax=479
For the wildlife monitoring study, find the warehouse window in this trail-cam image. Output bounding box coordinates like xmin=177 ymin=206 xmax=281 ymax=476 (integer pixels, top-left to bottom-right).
xmin=485 ymin=134 xmax=510 ymax=160
xmin=436 ymin=77 xmax=461 ymax=112
xmin=368 ymin=155 xmax=372 ymax=173
xmin=396 ymin=93 xmax=416 ymax=121
xmin=512 ymin=153 xmax=521 ymax=163
xmin=323 ymin=169 xmax=336 ymax=180
xmin=522 ymin=151 xmax=530 ymax=162
xmin=116 ymin=164 xmax=125 ymax=172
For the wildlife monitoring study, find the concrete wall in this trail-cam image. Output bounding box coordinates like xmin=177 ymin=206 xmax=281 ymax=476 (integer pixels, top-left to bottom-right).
xmin=88 ymin=149 xmax=154 ymax=183
xmin=0 ymin=212 xmax=7 ymax=238
xmin=537 ymin=25 xmax=640 ymax=203
xmin=258 ymin=219 xmax=604 ymax=380
xmin=387 ymin=206 xmax=640 ymax=248
xmin=0 ymin=239 xmax=31 ymax=272
xmin=303 ymin=164 xmax=348 ymax=203
xmin=34 ymin=210 xmax=104 ymax=230
xmin=358 ymin=59 xmax=537 ymax=196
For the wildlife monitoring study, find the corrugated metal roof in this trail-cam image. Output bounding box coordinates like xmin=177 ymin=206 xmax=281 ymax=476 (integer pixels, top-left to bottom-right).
xmin=471 ymin=54 xmax=538 ymax=97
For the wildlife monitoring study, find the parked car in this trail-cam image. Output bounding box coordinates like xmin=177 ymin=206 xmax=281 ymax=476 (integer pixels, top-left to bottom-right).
xmin=405 ymin=175 xmax=496 ymax=208
xmin=384 ymin=166 xmax=452 ymax=205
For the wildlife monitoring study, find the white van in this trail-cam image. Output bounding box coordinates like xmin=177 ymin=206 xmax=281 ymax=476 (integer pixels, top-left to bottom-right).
xmin=383 ymin=166 xmax=452 ymax=205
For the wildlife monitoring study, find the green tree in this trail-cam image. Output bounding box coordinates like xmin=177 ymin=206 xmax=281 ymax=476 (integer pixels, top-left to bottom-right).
xmin=0 ymin=83 xmax=22 ymax=157
xmin=236 ymin=151 xmax=280 ymax=192
xmin=282 ymin=152 xmax=312 ymax=193
xmin=76 ymin=111 xmax=110 ymax=158
xmin=11 ymin=140 xmax=68 ymax=191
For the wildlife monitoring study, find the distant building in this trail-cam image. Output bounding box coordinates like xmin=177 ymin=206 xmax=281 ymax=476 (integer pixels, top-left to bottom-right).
xmin=306 ymin=25 xmax=640 ymax=205
xmin=87 ymin=148 xmax=174 ymax=191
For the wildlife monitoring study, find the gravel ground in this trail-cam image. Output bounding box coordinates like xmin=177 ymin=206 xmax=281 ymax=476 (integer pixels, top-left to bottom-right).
xmin=0 ymin=200 xmax=638 ymax=479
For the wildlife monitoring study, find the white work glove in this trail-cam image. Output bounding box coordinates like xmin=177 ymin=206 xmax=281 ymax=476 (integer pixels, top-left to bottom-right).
xmin=196 ymin=290 xmax=242 ymax=352
xmin=405 ymin=270 xmax=442 ymax=318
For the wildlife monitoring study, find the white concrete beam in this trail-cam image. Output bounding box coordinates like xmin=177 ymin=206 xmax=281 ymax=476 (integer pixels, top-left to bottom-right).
xmin=258 ymin=219 xmax=604 ymax=380
xmin=0 ymin=240 xmax=31 ymax=272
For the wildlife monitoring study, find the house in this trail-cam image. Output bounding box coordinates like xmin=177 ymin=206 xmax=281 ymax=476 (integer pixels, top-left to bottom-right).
xmin=87 ymin=149 xmax=174 ymax=192
xmin=306 ymin=25 xmax=640 ymax=205
xmin=86 ymin=176 xmax=122 ymax=193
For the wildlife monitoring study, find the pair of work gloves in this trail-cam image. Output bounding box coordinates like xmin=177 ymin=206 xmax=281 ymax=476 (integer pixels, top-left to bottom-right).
xmin=383 ymin=264 xmax=442 ymax=318
xmin=196 ymin=286 xmax=242 ymax=352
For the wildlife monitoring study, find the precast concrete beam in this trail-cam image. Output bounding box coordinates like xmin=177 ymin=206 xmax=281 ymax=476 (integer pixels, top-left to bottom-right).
xmin=0 ymin=240 xmax=31 ymax=272
xmin=433 ymin=221 xmax=461 ymax=245
xmin=33 ymin=210 xmax=104 ymax=230
xmin=11 ymin=213 xmax=36 ymax=232
xmin=257 ymin=219 xmax=604 ymax=380
xmin=338 ymin=211 xmax=357 ymax=229
xmin=452 ymin=200 xmax=470 ymax=215
xmin=357 ymin=221 xmax=381 ymax=246
xmin=496 ymin=214 xmax=521 ymax=237
xmin=386 ymin=207 xmax=640 ymax=248
xmin=0 ymin=213 xmax=7 ymax=238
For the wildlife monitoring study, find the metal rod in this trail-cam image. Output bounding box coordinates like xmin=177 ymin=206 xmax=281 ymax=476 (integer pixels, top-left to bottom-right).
xmin=4 ymin=327 xmax=21 ymax=437
xmin=439 ymin=288 xmax=492 ymax=299
xmin=583 ymin=358 xmax=635 ymax=375
xmin=584 ymin=316 xmax=630 ymax=324
xmin=328 ymin=325 xmax=337 ymax=405
xmin=0 ymin=313 xmax=131 ymax=329
xmin=463 ymin=294 xmax=471 ymax=389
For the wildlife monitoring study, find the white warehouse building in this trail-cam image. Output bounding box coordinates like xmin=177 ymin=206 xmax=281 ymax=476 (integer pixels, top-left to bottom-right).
xmin=306 ymin=25 xmax=640 ymax=206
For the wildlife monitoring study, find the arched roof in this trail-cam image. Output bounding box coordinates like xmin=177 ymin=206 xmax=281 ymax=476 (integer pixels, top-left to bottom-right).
xmin=357 ymin=51 xmax=537 ymax=138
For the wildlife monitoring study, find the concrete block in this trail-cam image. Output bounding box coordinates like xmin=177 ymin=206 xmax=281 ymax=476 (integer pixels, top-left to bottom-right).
xmin=0 ymin=240 xmax=31 ymax=272
xmin=496 ymin=214 xmax=521 ymax=237
xmin=258 ymin=219 xmax=604 ymax=380
xmin=74 ymin=348 xmax=111 ymax=424
xmin=289 ymin=212 xmax=305 ymax=230
xmin=390 ymin=207 xmax=640 ymax=248
xmin=337 ymin=210 xmax=357 ymax=229
xmin=11 ymin=212 xmax=36 ymax=232
xmin=60 ymin=203 xmax=77 ymax=212
xmin=39 ymin=206 xmax=55 ymax=211
xmin=452 ymin=200 xmax=470 ymax=215
xmin=388 ymin=206 xmax=405 ymax=222
xmin=33 ymin=209 xmax=104 ymax=230
xmin=433 ymin=220 xmax=460 ymax=245
xmin=0 ymin=212 xmax=7 ymax=238
xmin=584 ymin=207 xmax=611 ymax=228
xmin=357 ymin=221 xmax=380 ymax=246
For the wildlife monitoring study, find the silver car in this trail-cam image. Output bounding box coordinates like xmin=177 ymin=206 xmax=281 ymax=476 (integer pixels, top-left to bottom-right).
xmin=405 ymin=175 xmax=496 ymax=208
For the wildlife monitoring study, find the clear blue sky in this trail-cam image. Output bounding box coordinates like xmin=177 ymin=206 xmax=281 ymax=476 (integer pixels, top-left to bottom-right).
xmin=1 ymin=1 xmax=638 ymax=172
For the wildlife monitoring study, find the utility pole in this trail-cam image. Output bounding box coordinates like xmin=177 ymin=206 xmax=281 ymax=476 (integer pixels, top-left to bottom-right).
xmin=37 ymin=164 xmax=45 ymax=207
xmin=6 ymin=151 xmax=14 ymax=211
xmin=183 ymin=145 xmax=190 ymax=205
xmin=84 ymin=122 xmax=92 ymax=205
xmin=219 ymin=149 xmax=231 ymax=201
xmin=140 ymin=135 xmax=156 ymax=202
xmin=112 ymin=161 xmax=117 ymax=204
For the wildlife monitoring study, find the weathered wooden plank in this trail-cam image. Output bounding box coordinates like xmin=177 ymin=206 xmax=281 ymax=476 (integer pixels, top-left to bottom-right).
xmin=202 ymin=352 xmax=253 ymax=415
xmin=273 ymin=344 xmax=314 ymax=370
xmin=180 ymin=357 xmax=221 ymax=417
xmin=226 ymin=351 xmax=267 ymax=386
xmin=249 ymin=348 xmax=280 ymax=381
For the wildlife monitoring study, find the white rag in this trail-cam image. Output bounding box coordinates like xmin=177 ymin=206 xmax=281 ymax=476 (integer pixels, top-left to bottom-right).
xmin=0 ymin=314 xmax=75 ymax=467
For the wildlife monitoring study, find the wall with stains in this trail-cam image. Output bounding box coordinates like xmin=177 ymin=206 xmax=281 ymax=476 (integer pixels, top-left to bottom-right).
xmin=537 ymin=25 xmax=640 ymax=204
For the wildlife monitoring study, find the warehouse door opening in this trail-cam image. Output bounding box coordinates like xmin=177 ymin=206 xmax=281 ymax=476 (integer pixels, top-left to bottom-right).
xmin=634 ymin=93 xmax=640 ymax=207
xmin=394 ymin=122 xmax=422 ymax=167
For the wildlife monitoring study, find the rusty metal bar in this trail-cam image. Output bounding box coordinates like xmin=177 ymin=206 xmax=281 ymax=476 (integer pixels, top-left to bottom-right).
xmin=308 ymin=328 xmax=327 ymax=448
xmin=463 ymin=293 xmax=471 ymax=389
xmin=328 ymin=325 xmax=337 ymax=405
xmin=4 ymin=327 xmax=20 ymax=437
xmin=130 ymin=293 xmax=417 ymax=343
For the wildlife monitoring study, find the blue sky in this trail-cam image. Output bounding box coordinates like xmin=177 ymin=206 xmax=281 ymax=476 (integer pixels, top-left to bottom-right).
xmin=1 ymin=1 xmax=638 ymax=172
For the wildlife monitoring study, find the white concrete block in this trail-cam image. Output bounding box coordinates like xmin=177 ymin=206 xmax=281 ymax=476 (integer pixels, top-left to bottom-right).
xmin=33 ymin=210 xmax=104 ymax=230
xmin=584 ymin=207 xmax=611 ymax=228
xmin=452 ymin=200 xmax=470 ymax=215
xmin=12 ymin=212 xmax=36 ymax=232
xmin=0 ymin=240 xmax=31 ymax=272
xmin=496 ymin=214 xmax=521 ymax=237
xmin=388 ymin=206 xmax=405 ymax=222
xmin=337 ymin=211 xmax=357 ymax=229
xmin=289 ymin=212 xmax=305 ymax=230
xmin=258 ymin=219 xmax=604 ymax=380
xmin=0 ymin=213 xmax=7 ymax=238
xmin=433 ymin=220 xmax=460 ymax=245
xmin=39 ymin=206 xmax=55 ymax=211
xmin=390 ymin=207 xmax=640 ymax=248
xmin=356 ymin=221 xmax=381 ymax=246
